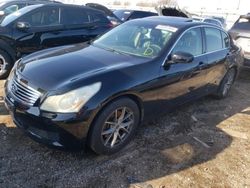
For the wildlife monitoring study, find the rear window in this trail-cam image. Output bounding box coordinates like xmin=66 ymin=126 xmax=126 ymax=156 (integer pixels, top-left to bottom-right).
xmin=113 ymin=10 xmax=131 ymax=21
xmin=129 ymin=11 xmax=157 ymax=20
xmin=233 ymin=17 xmax=250 ymax=30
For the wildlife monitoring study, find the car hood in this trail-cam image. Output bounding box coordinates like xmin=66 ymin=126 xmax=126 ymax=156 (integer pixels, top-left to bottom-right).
xmin=17 ymin=43 xmax=144 ymax=91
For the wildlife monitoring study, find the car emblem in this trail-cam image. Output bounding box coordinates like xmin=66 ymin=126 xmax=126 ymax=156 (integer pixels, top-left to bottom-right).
xmin=11 ymin=84 xmax=17 ymax=93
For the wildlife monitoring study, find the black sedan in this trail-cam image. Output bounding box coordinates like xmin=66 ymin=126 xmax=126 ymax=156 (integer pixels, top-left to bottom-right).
xmin=4 ymin=16 xmax=243 ymax=155
xmin=113 ymin=9 xmax=158 ymax=22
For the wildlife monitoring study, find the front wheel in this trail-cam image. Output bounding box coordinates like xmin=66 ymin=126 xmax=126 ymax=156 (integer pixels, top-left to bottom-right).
xmin=215 ymin=68 xmax=236 ymax=99
xmin=0 ymin=50 xmax=13 ymax=79
xmin=88 ymin=98 xmax=140 ymax=155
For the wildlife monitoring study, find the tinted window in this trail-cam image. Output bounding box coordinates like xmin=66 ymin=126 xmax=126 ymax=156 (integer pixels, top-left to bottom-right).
xmin=113 ymin=10 xmax=131 ymax=21
xmin=221 ymin=32 xmax=230 ymax=48
xmin=90 ymin=12 xmax=109 ymax=24
xmin=61 ymin=8 xmax=90 ymax=25
xmin=129 ymin=11 xmax=157 ymax=20
xmin=172 ymin=28 xmax=203 ymax=56
xmin=19 ymin=7 xmax=59 ymax=27
xmin=0 ymin=4 xmax=42 ymax=26
xmin=204 ymin=27 xmax=223 ymax=52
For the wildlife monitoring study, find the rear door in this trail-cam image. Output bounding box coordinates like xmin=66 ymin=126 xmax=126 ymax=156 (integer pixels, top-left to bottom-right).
xmin=60 ymin=7 xmax=93 ymax=44
xmin=203 ymin=27 xmax=230 ymax=91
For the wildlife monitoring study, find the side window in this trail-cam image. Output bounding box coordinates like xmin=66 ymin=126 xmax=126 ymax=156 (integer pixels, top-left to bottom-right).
xmin=221 ymin=31 xmax=230 ymax=48
xmin=172 ymin=28 xmax=203 ymax=56
xmin=90 ymin=13 xmax=109 ymax=24
xmin=204 ymin=27 xmax=223 ymax=52
xmin=19 ymin=7 xmax=59 ymax=27
xmin=61 ymin=8 xmax=90 ymax=25
xmin=129 ymin=11 xmax=152 ymax=20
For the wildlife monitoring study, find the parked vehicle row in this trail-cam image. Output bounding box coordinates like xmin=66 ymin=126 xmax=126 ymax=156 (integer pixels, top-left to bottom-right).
xmin=192 ymin=16 xmax=224 ymax=28
xmin=0 ymin=3 xmax=114 ymax=78
xmin=229 ymin=14 xmax=250 ymax=68
xmin=4 ymin=16 xmax=243 ymax=154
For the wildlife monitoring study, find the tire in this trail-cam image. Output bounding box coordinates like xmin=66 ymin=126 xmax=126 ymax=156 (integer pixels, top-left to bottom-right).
xmin=88 ymin=98 xmax=140 ymax=155
xmin=215 ymin=68 xmax=236 ymax=99
xmin=0 ymin=49 xmax=13 ymax=79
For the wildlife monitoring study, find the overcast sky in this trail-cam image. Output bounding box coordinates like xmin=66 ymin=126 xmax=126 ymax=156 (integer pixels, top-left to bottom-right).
xmin=61 ymin=0 xmax=249 ymax=13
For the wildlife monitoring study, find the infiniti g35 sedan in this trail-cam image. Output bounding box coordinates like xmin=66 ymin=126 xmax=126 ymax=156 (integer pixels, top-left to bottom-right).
xmin=4 ymin=16 xmax=243 ymax=155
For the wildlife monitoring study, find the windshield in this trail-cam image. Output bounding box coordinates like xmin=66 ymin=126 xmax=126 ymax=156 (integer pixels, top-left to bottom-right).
xmin=93 ymin=22 xmax=176 ymax=58
xmin=0 ymin=4 xmax=42 ymax=26
xmin=0 ymin=3 xmax=5 ymax=8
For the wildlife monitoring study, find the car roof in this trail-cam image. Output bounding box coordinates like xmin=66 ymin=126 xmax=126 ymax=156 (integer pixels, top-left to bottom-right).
xmin=36 ymin=3 xmax=104 ymax=13
xmin=131 ymin=16 xmax=223 ymax=30
xmin=2 ymin=0 xmax=59 ymax=3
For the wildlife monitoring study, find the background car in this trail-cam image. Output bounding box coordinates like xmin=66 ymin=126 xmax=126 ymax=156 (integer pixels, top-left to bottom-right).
xmin=156 ymin=5 xmax=190 ymax=17
xmin=0 ymin=3 xmax=113 ymax=78
xmin=113 ymin=9 xmax=158 ymax=22
xmin=85 ymin=3 xmax=122 ymax=26
xmin=0 ymin=0 xmax=60 ymax=20
xmin=211 ymin=16 xmax=227 ymax=29
xmin=193 ymin=16 xmax=223 ymax=28
xmin=4 ymin=17 xmax=243 ymax=155
xmin=229 ymin=14 xmax=250 ymax=67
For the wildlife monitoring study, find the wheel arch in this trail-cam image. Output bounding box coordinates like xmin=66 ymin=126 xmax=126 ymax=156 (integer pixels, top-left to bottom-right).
xmin=229 ymin=65 xmax=238 ymax=82
xmin=86 ymin=92 xmax=144 ymax=143
xmin=0 ymin=39 xmax=16 ymax=62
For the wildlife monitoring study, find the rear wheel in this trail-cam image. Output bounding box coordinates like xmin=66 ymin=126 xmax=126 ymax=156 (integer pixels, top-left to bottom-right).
xmin=0 ymin=50 xmax=13 ymax=79
xmin=88 ymin=98 xmax=140 ymax=155
xmin=215 ymin=68 xmax=236 ymax=99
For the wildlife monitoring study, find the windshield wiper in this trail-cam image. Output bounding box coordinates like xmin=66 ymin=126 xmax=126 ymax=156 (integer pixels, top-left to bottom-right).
xmin=92 ymin=44 xmax=131 ymax=56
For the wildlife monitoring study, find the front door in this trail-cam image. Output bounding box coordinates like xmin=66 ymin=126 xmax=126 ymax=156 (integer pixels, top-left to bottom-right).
xmin=157 ymin=27 xmax=208 ymax=106
xmin=13 ymin=6 xmax=64 ymax=55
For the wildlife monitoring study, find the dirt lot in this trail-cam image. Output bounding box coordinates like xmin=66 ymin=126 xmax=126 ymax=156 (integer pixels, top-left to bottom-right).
xmin=0 ymin=70 xmax=250 ymax=188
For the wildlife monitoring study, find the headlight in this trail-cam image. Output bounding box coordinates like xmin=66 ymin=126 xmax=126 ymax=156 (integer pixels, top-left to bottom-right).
xmin=7 ymin=59 xmax=21 ymax=81
xmin=40 ymin=82 xmax=101 ymax=113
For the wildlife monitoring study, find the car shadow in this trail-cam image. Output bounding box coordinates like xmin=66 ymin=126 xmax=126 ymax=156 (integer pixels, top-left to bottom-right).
xmin=0 ymin=70 xmax=250 ymax=187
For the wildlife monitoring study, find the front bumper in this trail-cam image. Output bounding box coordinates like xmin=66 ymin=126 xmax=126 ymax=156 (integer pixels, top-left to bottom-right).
xmin=4 ymin=93 xmax=92 ymax=149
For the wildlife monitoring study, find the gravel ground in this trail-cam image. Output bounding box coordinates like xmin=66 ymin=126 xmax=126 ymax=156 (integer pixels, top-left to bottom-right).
xmin=0 ymin=70 xmax=250 ymax=188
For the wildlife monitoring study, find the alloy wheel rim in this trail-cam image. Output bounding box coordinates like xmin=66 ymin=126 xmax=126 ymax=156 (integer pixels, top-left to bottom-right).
xmin=223 ymin=71 xmax=234 ymax=96
xmin=101 ymin=107 xmax=134 ymax=148
xmin=0 ymin=55 xmax=6 ymax=73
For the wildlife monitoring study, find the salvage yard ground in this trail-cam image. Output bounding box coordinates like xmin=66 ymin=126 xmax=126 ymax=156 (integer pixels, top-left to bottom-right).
xmin=0 ymin=70 xmax=250 ymax=188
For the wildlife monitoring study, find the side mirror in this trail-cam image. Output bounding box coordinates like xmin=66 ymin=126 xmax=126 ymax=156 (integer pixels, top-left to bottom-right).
xmin=0 ymin=11 xmax=5 ymax=16
xmin=170 ymin=51 xmax=194 ymax=64
xmin=16 ymin=22 xmax=30 ymax=31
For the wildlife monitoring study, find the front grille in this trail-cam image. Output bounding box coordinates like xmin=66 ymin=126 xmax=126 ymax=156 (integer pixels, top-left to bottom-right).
xmin=9 ymin=76 xmax=41 ymax=106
